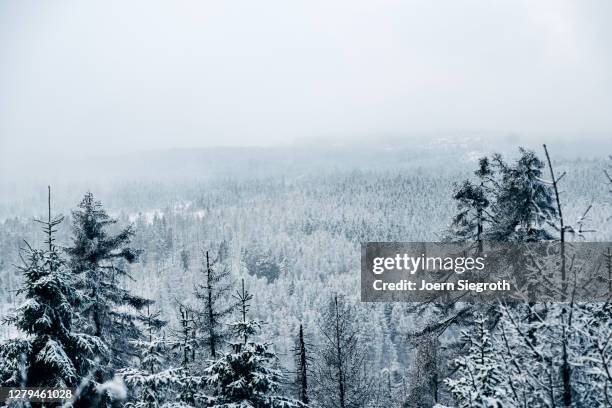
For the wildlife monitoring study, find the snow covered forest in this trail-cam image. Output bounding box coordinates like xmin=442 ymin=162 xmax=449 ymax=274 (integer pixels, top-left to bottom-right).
xmin=1 ymin=140 xmax=612 ymax=407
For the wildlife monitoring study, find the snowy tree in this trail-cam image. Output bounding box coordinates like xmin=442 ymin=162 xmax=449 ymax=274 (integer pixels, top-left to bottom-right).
xmin=488 ymin=148 xmax=557 ymax=242
xmin=244 ymin=248 xmax=282 ymax=283
xmin=203 ymin=279 xmax=304 ymax=408
xmin=314 ymin=295 xmax=373 ymax=408
xmin=448 ymin=157 xmax=493 ymax=253
xmin=169 ymin=305 xmax=197 ymax=368
xmin=192 ymin=249 xmax=233 ymax=360
xmin=448 ymin=181 xmax=489 ymax=249
xmin=496 ymin=144 xmax=596 ymax=407
xmin=166 ymin=302 xmax=217 ymax=406
xmin=119 ymin=327 xmax=192 ymax=408
xmin=0 ymin=339 xmax=30 ymax=387
xmin=292 ymin=324 xmax=311 ymax=405
xmin=575 ymin=301 xmax=612 ymax=406
xmin=445 ymin=315 xmax=505 ymax=408
xmin=66 ymin=192 xmax=157 ymax=370
xmin=0 ymin=187 xmax=105 ymax=404
xmin=496 ymin=301 xmax=562 ymax=407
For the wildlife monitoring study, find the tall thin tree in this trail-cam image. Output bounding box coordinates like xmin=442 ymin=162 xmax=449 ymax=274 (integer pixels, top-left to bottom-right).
xmin=294 ymin=323 xmax=310 ymax=405
xmin=315 ymin=295 xmax=372 ymax=408
xmin=192 ymin=249 xmax=232 ymax=359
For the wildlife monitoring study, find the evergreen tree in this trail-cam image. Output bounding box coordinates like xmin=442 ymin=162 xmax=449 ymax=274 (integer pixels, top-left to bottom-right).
xmin=314 ymin=295 xmax=372 ymax=408
xmin=66 ymin=192 xmax=157 ymax=370
xmin=488 ymin=148 xmax=556 ymax=242
xmin=119 ymin=307 xmax=189 ymax=408
xmin=171 ymin=305 xmax=197 ymax=368
xmin=192 ymin=249 xmax=233 ymax=360
xmin=166 ymin=304 xmax=211 ymax=407
xmin=448 ymin=157 xmax=492 ymax=253
xmin=203 ymin=279 xmax=304 ymax=408
xmin=445 ymin=315 xmax=505 ymax=408
xmin=0 ymin=187 xmax=105 ymax=404
xmin=293 ymin=324 xmax=310 ymax=405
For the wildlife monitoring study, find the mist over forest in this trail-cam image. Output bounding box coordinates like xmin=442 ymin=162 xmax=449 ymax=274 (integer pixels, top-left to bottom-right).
xmin=2 ymin=0 xmax=612 ymax=405
xmin=1 ymin=138 xmax=612 ymax=407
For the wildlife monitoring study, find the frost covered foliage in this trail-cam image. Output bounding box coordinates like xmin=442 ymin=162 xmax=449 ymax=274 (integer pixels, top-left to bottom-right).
xmin=439 ymin=147 xmax=612 ymax=407
xmin=313 ymin=295 xmax=374 ymax=408
xmin=203 ymin=281 xmax=304 ymax=408
xmin=204 ymin=338 xmax=298 ymax=408
xmin=0 ymin=338 xmax=30 ymax=385
xmin=292 ymin=324 xmax=310 ymax=406
xmin=66 ymin=192 xmax=155 ymax=370
xmin=448 ymin=157 xmax=492 ymax=249
xmin=488 ymin=149 xmax=557 ymax=242
xmin=577 ymin=302 xmax=612 ymax=406
xmin=0 ymin=190 xmax=105 ymax=399
xmin=1 ymin=146 xmax=611 ymax=407
xmin=445 ymin=315 xmax=504 ymax=408
xmin=439 ymin=292 xmax=612 ymax=407
xmin=191 ymin=249 xmax=233 ymax=360
xmin=448 ymin=148 xmax=557 ymax=244
xmin=118 ymin=304 xmax=203 ymax=408
xmin=119 ymin=337 xmax=189 ymax=408
xmin=495 ymin=301 xmax=612 ymax=407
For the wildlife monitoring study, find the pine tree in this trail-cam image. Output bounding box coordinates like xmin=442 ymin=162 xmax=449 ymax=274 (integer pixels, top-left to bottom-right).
xmin=119 ymin=306 xmax=190 ymax=408
xmin=314 ymin=295 xmax=372 ymax=408
xmin=445 ymin=315 xmax=505 ymax=408
xmin=167 ymin=302 xmax=212 ymax=406
xmin=488 ymin=148 xmax=556 ymax=242
xmin=66 ymin=192 xmax=156 ymax=370
xmin=203 ymin=279 xmax=304 ymax=408
xmin=0 ymin=187 xmax=105 ymax=403
xmin=293 ymin=324 xmax=310 ymax=405
xmin=448 ymin=157 xmax=492 ymax=253
xmin=449 ymin=181 xmax=488 ymax=247
xmin=192 ymin=249 xmax=233 ymax=360
xmin=171 ymin=305 xmax=197 ymax=368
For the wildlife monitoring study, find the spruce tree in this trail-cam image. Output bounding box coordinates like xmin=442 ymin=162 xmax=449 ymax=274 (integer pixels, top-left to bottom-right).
xmin=171 ymin=305 xmax=197 ymax=368
xmin=448 ymin=157 xmax=492 ymax=253
xmin=119 ymin=306 xmax=188 ymax=408
xmin=203 ymin=279 xmax=304 ymax=408
xmin=192 ymin=249 xmax=233 ymax=359
xmin=445 ymin=315 xmax=505 ymax=408
xmin=165 ymin=304 xmax=210 ymax=407
xmin=66 ymin=192 xmax=156 ymax=370
xmin=0 ymin=187 xmax=105 ymax=402
xmin=314 ymin=295 xmax=372 ymax=408
xmin=293 ymin=324 xmax=310 ymax=405
xmin=488 ymin=148 xmax=556 ymax=242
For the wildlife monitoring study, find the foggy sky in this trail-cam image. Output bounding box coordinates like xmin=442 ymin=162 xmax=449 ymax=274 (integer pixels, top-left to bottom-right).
xmin=1 ymin=0 xmax=611 ymax=162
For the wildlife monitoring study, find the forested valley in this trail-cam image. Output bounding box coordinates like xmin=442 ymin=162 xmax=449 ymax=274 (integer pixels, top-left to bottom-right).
xmin=1 ymin=142 xmax=612 ymax=407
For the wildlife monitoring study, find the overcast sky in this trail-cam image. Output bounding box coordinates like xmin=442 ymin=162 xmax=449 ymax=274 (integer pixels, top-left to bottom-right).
xmin=1 ymin=0 xmax=611 ymax=161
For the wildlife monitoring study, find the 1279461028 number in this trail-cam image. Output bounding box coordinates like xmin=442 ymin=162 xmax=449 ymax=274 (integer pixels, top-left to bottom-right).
xmin=1 ymin=387 xmax=75 ymax=402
